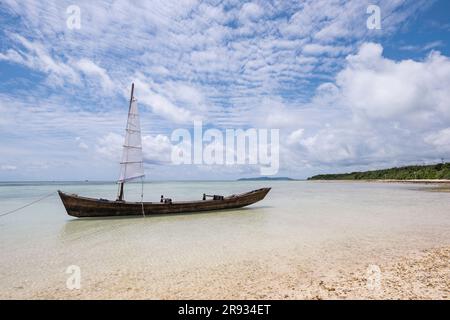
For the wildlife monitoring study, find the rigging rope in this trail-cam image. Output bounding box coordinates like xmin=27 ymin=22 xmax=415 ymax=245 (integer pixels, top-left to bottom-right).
xmin=0 ymin=191 xmax=56 ymax=218
xmin=140 ymin=177 xmax=145 ymax=217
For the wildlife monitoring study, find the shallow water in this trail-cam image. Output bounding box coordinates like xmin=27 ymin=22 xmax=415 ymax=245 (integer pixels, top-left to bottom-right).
xmin=1 ymin=181 xmax=449 ymax=297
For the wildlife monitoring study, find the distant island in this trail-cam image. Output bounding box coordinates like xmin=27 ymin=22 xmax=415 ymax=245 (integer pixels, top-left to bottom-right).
xmin=308 ymin=162 xmax=450 ymax=180
xmin=238 ymin=177 xmax=295 ymax=181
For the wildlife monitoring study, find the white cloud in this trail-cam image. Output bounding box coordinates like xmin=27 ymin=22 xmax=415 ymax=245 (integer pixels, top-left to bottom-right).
xmin=1 ymin=165 xmax=17 ymax=171
xmin=140 ymin=89 xmax=193 ymax=123
xmin=302 ymin=44 xmax=349 ymax=56
xmin=287 ymin=129 xmax=305 ymax=145
xmin=95 ymin=132 xmax=123 ymax=161
xmin=79 ymin=142 xmax=89 ymax=150
xmin=142 ymin=134 xmax=172 ymax=164
xmin=335 ymin=43 xmax=450 ymax=123
xmin=425 ymin=128 xmax=450 ymax=152
xmin=399 ymin=40 xmax=444 ymax=52
xmin=239 ymin=3 xmax=263 ymax=22
xmin=0 ymin=34 xmax=117 ymax=92
xmin=0 ymin=34 xmax=80 ymax=86
xmin=75 ymin=137 xmax=89 ymax=150
xmin=75 ymin=59 xmax=114 ymax=91
xmin=96 ymin=132 xmax=172 ymax=165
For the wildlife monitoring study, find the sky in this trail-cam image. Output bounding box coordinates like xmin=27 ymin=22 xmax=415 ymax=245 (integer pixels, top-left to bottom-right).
xmin=0 ymin=0 xmax=449 ymax=181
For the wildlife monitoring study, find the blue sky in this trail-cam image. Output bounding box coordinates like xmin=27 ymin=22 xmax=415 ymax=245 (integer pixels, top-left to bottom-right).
xmin=0 ymin=0 xmax=450 ymax=181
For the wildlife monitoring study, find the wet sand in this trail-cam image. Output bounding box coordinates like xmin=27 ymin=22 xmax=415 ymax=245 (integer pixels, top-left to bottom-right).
xmin=379 ymin=180 xmax=450 ymax=184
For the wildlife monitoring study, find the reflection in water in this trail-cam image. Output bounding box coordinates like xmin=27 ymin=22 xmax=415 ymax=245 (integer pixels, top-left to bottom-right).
xmin=58 ymin=206 xmax=265 ymax=242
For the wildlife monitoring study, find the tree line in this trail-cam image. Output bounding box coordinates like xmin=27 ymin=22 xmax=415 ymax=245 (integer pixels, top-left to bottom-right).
xmin=308 ymin=163 xmax=450 ymax=180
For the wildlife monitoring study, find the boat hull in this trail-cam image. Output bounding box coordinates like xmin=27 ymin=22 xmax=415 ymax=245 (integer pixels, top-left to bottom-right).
xmin=58 ymin=188 xmax=271 ymax=218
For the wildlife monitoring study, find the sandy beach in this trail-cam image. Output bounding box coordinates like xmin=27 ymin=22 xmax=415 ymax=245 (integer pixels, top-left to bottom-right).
xmin=5 ymin=245 xmax=448 ymax=300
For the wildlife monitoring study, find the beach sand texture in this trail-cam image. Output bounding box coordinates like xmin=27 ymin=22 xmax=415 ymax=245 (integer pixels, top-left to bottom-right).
xmin=4 ymin=245 xmax=449 ymax=300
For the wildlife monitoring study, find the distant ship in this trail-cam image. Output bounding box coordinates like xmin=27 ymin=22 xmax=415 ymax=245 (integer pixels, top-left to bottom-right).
xmin=58 ymin=83 xmax=270 ymax=218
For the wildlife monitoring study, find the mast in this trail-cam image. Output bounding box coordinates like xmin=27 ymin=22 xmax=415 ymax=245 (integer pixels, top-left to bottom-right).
xmin=117 ymin=83 xmax=135 ymax=201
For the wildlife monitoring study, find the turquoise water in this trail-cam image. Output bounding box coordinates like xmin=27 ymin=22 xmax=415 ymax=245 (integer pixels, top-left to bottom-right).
xmin=1 ymin=181 xmax=450 ymax=298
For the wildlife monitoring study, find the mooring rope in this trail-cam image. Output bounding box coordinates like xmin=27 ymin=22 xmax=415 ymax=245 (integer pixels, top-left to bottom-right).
xmin=0 ymin=191 xmax=56 ymax=218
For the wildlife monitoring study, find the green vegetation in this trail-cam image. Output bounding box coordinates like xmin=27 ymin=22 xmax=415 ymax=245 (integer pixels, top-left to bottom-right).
xmin=308 ymin=163 xmax=450 ymax=180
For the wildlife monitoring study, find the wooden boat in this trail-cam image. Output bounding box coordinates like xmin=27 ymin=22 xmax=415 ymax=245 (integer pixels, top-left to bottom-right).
xmin=59 ymin=83 xmax=271 ymax=218
xmin=58 ymin=188 xmax=270 ymax=218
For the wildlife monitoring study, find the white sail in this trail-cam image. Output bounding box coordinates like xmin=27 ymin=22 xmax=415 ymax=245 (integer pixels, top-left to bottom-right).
xmin=118 ymin=98 xmax=145 ymax=182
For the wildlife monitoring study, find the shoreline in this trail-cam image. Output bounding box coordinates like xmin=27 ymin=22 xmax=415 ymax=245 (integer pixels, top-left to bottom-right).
xmin=376 ymin=179 xmax=450 ymax=184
